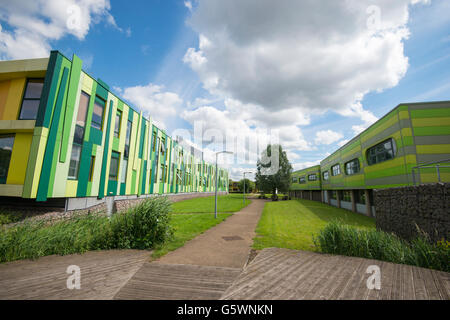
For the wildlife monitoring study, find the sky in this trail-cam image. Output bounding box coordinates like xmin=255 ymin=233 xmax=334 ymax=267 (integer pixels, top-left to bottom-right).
xmin=0 ymin=0 xmax=449 ymax=180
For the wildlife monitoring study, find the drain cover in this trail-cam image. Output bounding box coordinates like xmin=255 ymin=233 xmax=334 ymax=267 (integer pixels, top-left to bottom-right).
xmin=222 ymin=236 xmax=244 ymax=241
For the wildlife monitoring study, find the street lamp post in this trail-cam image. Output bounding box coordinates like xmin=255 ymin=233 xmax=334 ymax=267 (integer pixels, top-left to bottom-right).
xmin=243 ymin=171 xmax=252 ymax=205
xmin=215 ymin=151 xmax=233 ymax=219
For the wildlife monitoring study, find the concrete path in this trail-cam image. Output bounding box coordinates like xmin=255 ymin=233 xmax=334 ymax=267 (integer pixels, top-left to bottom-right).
xmin=114 ymin=199 xmax=266 ymax=299
xmin=221 ymin=247 xmax=450 ymax=300
xmin=158 ymin=199 xmax=266 ymax=268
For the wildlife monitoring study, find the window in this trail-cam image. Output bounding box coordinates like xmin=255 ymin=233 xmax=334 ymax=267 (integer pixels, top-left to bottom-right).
xmin=299 ymin=176 xmax=306 ymax=184
xmin=109 ymin=152 xmax=120 ymax=180
xmin=308 ymin=174 xmax=317 ymax=181
xmin=120 ymin=159 xmax=128 ymax=183
xmin=292 ymin=177 xmax=298 ymax=183
xmin=331 ymin=164 xmax=341 ymax=176
xmin=152 ymin=132 xmax=157 ymax=152
xmin=367 ymin=138 xmax=396 ymax=165
xmin=355 ymin=190 xmax=366 ymax=204
xmin=0 ymin=135 xmax=14 ymax=184
xmin=322 ymin=171 xmax=329 ymax=181
xmin=124 ymin=120 xmax=132 ymax=158
xmin=342 ymin=190 xmax=352 ymax=202
xmin=91 ymin=96 xmax=105 ymax=130
xmin=19 ymin=79 xmax=44 ymax=120
xmin=114 ymin=110 xmax=122 ymax=138
xmin=68 ymin=144 xmax=82 ymax=179
xmin=77 ymin=91 xmax=90 ymax=127
xmin=345 ymin=158 xmax=360 ymax=175
xmin=160 ymin=164 xmax=165 ymax=182
xmin=88 ymin=156 xmax=95 ymax=182
xmin=330 ymin=191 xmax=337 ymax=200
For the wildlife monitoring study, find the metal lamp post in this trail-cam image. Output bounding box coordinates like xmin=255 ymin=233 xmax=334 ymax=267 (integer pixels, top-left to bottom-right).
xmin=243 ymin=171 xmax=253 ymax=205
xmin=215 ymin=151 xmax=233 ymax=219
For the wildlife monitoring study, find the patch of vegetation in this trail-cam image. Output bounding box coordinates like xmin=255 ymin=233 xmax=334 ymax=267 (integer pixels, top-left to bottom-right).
xmin=151 ymin=213 xmax=231 ymax=259
xmin=171 ymin=193 xmax=251 ymax=214
xmin=0 ymin=197 xmax=173 ymax=263
xmin=0 ymin=210 xmax=24 ymax=225
xmin=253 ymin=199 xmax=374 ymax=251
xmin=314 ymin=221 xmax=450 ymax=272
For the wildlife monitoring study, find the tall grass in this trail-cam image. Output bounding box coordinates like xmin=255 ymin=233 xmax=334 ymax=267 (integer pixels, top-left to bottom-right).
xmin=0 ymin=197 xmax=173 ymax=263
xmin=314 ymin=221 xmax=449 ymax=272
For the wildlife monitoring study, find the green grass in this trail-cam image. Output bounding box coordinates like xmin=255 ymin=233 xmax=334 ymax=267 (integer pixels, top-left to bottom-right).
xmin=171 ymin=193 xmax=251 ymax=214
xmin=151 ymin=213 xmax=231 ymax=259
xmin=0 ymin=210 xmax=24 ymax=225
xmin=253 ymin=199 xmax=375 ymax=251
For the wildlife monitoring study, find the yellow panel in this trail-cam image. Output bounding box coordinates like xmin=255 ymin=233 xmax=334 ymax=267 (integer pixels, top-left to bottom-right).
xmin=29 ymin=127 xmax=49 ymax=198
xmin=6 ymin=133 xmax=33 ymax=184
xmin=0 ymin=184 xmax=23 ymax=197
xmin=401 ymin=127 xmax=412 ymax=137
xmin=399 ymin=110 xmax=410 ymax=120
xmin=412 ymin=117 xmax=450 ymax=127
xmin=65 ymin=180 xmax=78 ymax=197
xmin=0 ymin=80 xmax=12 ymax=119
xmin=364 ymin=154 xmax=416 ymax=173
xmin=361 ymin=115 xmax=398 ymax=143
xmin=3 ymin=78 xmax=26 ymax=120
xmin=416 ymin=144 xmax=450 ymax=154
xmin=420 ymin=172 xmax=450 ymax=183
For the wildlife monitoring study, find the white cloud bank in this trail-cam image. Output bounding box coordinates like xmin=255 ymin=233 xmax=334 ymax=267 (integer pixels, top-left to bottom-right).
xmin=0 ymin=0 xmax=125 ymax=60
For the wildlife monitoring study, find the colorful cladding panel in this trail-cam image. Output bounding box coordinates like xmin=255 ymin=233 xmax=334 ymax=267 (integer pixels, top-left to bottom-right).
xmin=0 ymin=51 xmax=228 ymax=200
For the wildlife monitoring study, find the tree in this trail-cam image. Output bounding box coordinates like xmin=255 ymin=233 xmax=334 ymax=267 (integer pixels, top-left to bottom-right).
xmin=238 ymin=178 xmax=254 ymax=193
xmin=255 ymin=144 xmax=292 ymax=200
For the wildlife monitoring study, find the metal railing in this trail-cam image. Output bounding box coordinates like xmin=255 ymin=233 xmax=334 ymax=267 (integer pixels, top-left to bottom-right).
xmin=411 ymin=158 xmax=450 ymax=185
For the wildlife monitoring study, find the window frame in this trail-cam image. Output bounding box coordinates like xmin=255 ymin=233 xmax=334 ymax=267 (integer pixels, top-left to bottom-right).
xmin=108 ymin=151 xmax=120 ymax=181
xmin=308 ymin=174 xmax=317 ymax=181
xmin=366 ymin=138 xmax=396 ymax=166
xmin=331 ymin=164 xmax=341 ymax=176
xmin=345 ymin=158 xmax=360 ymax=175
xmin=68 ymin=143 xmax=82 ymax=180
xmin=322 ymin=171 xmax=329 ymax=181
xmin=0 ymin=134 xmax=15 ymax=184
xmin=299 ymin=176 xmax=306 ymax=184
xmin=114 ymin=110 xmax=122 ymax=138
xmin=91 ymin=96 xmax=106 ymax=131
xmin=18 ymin=78 xmax=45 ymax=120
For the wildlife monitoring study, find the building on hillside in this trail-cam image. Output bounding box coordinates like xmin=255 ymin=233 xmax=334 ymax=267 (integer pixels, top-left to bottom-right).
xmin=289 ymin=101 xmax=450 ymax=217
xmin=0 ymin=51 xmax=228 ymax=210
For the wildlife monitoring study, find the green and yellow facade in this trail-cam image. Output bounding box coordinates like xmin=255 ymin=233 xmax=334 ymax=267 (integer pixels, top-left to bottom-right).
xmin=290 ymin=101 xmax=450 ymax=216
xmin=0 ymin=51 xmax=228 ymax=209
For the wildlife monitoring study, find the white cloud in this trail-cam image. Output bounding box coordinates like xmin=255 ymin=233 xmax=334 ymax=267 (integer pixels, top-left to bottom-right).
xmin=0 ymin=0 xmax=123 ymax=60
xmin=184 ymin=1 xmax=193 ymax=12
xmin=292 ymin=160 xmax=321 ymax=171
xmin=119 ymin=83 xmax=183 ymax=130
xmin=314 ymin=130 xmax=344 ymax=145
xmin=184 ymin=0 xmax=427 ymax=125
xmin=337 ymin=139 xmax=350 ymax=147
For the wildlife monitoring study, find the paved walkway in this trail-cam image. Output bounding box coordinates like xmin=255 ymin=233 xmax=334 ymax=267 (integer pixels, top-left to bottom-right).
xmin=114 ymin=199 xmax=266 ymax=299
xmin=221 ymin=247 xmax=450 ymax=300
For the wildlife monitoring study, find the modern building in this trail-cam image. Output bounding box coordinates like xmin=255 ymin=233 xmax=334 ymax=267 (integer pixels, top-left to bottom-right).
xmin=0 ymin=51 xmax=228 ymax=210
xmin=290 ymin=101 xmax=450 ymax=216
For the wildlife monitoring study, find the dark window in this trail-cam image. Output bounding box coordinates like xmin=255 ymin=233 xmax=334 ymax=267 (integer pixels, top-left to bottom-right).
xmin=109 ymin=152 xmax=120 ymax=180
xmin=345 ymin=158 xmax=360 ymax=175
xmin=331 ymin=164 xmax=341 ymax=176
xmin=367 ymin=138 xmax=396 ymax=165
xmin=68 ymin=144 xmax=82 ymax=179
xmin=292 ymin=177 xmax=298 ymax=183
xmin=124 ymin=120 xmax=132 ymax=158
xmin=308 ymin=174 xmax=317 ymax=181
xmin=91 ymin=96 xmax=105 ymax=130
xmin=114 ymin=110 xmax=122 ymax=138
xmin=355 ymin=190 xmax=366 ymax=204
xmin=0 ymin=135 xmax=14 ymax=184
xmin=330 ymin=191 xmax=337 ymax=200
xmin=152 ymin=132 xmax=157 ymax=151
xmin=322 ymin=171 xmax=329 ymax=181
xmin=19 ymin=79 xmax=44 ymax=120
xmin=73 ymin=125 xmax=84 ymax=145
xmin=299 ymin=176 xmax=306 ymax=184
xmin=77 ymin=91 xmax=90 ymax=127
xmin=342 ymin=190 xmax=352 ymax=202
xmin=89 ymin=156 xmax=95 ymax=182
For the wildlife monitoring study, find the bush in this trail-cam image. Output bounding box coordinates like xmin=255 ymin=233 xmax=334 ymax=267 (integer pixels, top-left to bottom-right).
xmin=313 ymin=221 xmax=449 ymax=272
xmin=0 ymin=197 xmax=174 ymax=263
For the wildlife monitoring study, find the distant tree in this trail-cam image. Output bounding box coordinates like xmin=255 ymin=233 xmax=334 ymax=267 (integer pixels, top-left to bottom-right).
xmin=255 ymin=144 xmax=292 ymax=200
xmin=238 ymin=178 xmax=254 ymax=193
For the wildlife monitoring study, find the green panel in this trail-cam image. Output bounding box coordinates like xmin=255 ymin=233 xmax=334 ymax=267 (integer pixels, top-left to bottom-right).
xmin=76 ymin=140 xmax=93 ymax=197
xmin=36 ymin=67 xmax=69 ymax=201
xmin=107 ymin=180 xmax=117 ymax=196
xmin=95 ymin=80 xmax=109 ymax=100
xmin=112 ymin=136 xmax=120 ymax=151
xmin=131 ymin=170 xmax=136 ymax=194
xmin=410 ymin=108 xmax=450 ymax=118
xmin=35 ymin=51 xmax=62 ymax=128
xmin=413 ymin=126 xmax=450 ymax=136
xmin=97 ymin=100 xmax=114 ymax=199
xmin=97 ymin=78 xmax=110 ymax=91
xmin=120 ymin=182 xmax=126 ymax=195
xmin=59 ymin=54 xmax=82 ymax=162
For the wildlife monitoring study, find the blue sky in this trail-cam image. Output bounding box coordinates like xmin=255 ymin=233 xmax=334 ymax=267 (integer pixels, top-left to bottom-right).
xmin=0 ymin=0 xmax=449 ymax=180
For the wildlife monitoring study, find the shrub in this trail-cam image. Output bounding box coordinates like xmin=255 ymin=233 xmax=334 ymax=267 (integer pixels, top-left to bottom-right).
xmin=313 ymin=221 xmax=449 ymax=272
xmin=0 ymin=197 xmax=174 ymax=263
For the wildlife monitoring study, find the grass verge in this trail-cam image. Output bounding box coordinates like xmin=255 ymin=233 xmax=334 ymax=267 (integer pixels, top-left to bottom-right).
xmin=171 ymin=193 xmax=251 ymax=213
xmin=253 ymin=199 xmax=375 ymax=251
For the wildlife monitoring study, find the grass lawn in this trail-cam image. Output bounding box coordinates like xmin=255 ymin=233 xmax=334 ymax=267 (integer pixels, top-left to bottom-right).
xmin=171 ymin=193 xmax=251 ymax=214
xmin=253 ymin=199 xmax=375 ymax=252
xmin=151 ymin=213 xmax=231 ymax=259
